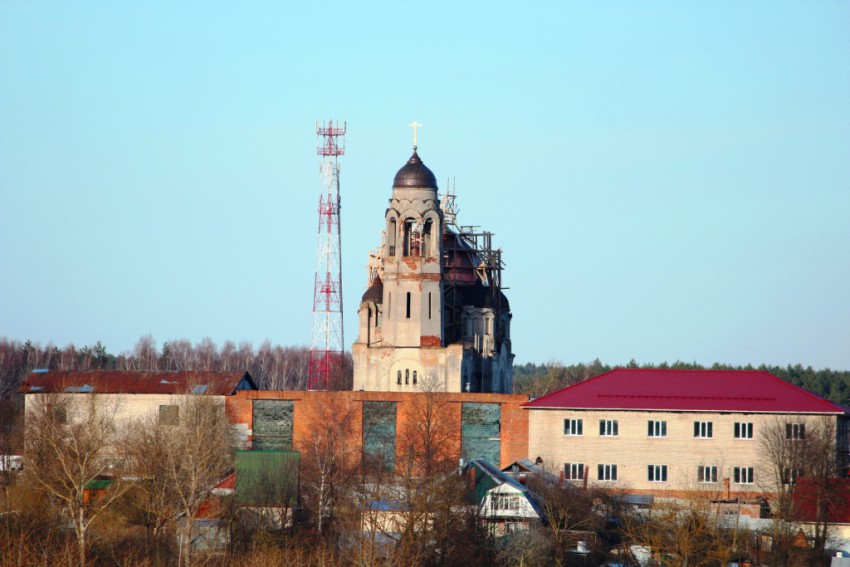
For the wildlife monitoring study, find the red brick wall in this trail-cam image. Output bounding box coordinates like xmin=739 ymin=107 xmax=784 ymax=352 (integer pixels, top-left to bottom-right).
xmin=226 ymin=390 xmax=529 ymax=469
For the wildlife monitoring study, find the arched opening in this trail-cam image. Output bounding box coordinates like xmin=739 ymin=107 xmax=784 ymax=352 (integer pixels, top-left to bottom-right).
xmin=406 ymin=292 xmax=411 ymax=319
xmin=423 ymin=218 xmax=434 ymax=257
xmin=403 ymin=219 xmax=420 ymax=256
xmin=387 ymin=218 xmax=397 ymax=256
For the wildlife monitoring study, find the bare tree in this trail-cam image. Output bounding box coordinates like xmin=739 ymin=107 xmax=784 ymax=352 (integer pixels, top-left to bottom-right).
xmin=298 ymin=395 xmax=359 ymax=536
xmin=24 ymin=393 xmax=129 ymax=567
xmin=760 ymin=416 xmax=842 ymax=564
xmin=620 ymin=496 xmax=734 ymax=567
xmin=159 ymin=395 xmax=233 ymax=567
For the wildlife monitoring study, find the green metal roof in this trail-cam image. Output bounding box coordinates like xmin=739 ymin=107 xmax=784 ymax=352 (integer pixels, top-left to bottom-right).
xmin=235 ymin=450 xmax=299 ymax=506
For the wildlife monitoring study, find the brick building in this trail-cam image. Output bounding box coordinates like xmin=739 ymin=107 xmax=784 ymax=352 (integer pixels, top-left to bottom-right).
xmin=226 ymin=390 xmax=528 ymax=469
xmin=524 ymin=368 xmax=849 ymax=499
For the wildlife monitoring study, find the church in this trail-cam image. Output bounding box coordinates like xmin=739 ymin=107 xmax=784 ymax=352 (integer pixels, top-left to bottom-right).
xmin=352 ymin=142 xmax=514 ymax=393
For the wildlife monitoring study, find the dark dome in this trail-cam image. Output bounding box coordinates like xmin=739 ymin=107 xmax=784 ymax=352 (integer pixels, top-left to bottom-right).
xmin=361 ymin=275 xmax=383 ymax=304
xmin=393 ymin=151 xmax=438 ymax=189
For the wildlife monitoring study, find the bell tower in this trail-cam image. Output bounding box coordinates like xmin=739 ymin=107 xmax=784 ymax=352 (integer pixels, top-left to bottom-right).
xmin=352 ymin=125 xmax=514 ymax=393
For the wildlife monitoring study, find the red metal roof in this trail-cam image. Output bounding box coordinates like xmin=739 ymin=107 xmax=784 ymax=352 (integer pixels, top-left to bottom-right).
xmin=522 ymin=368 xmax=847 ymax=414
xmin=19 ymin=370 xmax=256 ymax=396
xmin=793 ymin=477 xmax=850 ymax=524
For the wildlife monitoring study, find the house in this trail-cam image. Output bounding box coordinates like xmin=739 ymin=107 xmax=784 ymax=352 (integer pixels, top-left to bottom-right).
xmin=20 ymin=369 xmax=257 ymax=444
xmin=465 ymin=459 xmax=543 ymax=535
xmin=524 ymin=368 xmax=849 ymax=499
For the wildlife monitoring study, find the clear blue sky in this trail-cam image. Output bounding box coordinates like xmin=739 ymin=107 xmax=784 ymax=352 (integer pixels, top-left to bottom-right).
xmin=2 ymin=1 xmax=849 ymax=369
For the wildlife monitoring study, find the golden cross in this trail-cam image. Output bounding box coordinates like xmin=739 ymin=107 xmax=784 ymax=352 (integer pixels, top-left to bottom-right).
xmin=408 ymin=121 xmax=422 ymax=150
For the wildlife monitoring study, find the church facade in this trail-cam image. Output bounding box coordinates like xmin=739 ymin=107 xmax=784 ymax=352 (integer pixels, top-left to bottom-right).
xmin=352 ymin=148 xmax=513 ymax=393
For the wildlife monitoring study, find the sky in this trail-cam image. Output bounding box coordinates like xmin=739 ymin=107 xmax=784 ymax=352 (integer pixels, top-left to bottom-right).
xmin=1 ymin=1 xmax=849 ymax=369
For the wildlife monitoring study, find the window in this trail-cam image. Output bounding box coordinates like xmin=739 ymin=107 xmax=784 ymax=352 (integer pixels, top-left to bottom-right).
xmin=648 ymin=420 xmax=667 ymax=438
xmin=733 ymin=467 xmax=754 ymax=485
xmin=698 ymin=465 xmax=718 ymax=483
xmin=428 ymin=292 xmax=432 ymax=319
xmin=599 ymin=420 xmax=619 ymax=436
xmin=397 ymin=371 xmax=402 ymax=385
xmin=491 ymin=493 xmax=520 ymax=512
xmin=565 ymin=463 xmax=585 ymax=480
xmin=783 ymin=468 xmax=803 ymax=485
xmin=734 ymin=422 xmax=753 ymax=439
xmin=786 ymin=423 xmax=805 ymax=440
xmin=564 ymin=419 xmax=583 ymax=436
xmin=387 ymin=218 xmax=396 ymax=256
xmin=648 ymin=465 xmax=668 ymax=482
xmin=405 ymin=369 xmax=409 ymax=385
xmin=159 ymin=404 xmax=179 ymax=426
xmin=694 ymin=421 xmax=713 ymax=438
xmin=406 ymin=292 xmax=411 ymax=319
xmin=412 ymin=371 xmax=417 ymax=385
xmin=598 ymin=464 xmax=618 ymax=481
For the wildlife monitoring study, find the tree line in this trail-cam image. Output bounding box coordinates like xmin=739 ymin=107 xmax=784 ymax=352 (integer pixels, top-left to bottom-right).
xmin=0 ymin=336 xmax=335 ymax=400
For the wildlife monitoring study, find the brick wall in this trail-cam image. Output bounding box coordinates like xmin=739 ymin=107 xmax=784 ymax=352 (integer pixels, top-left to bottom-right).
xmin=226 ymin=390 xmax=528 ymax=469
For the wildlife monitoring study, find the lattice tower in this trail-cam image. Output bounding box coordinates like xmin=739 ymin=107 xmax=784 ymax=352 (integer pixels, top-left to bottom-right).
xmin=308 ymin=120 xmax=346 ymax=390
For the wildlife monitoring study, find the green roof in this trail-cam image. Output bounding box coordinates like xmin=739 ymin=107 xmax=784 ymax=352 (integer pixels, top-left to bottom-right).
xmin=235 ymin=450 xmax=299 ymax=506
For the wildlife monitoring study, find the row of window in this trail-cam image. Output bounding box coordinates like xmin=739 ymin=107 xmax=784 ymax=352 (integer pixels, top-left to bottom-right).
xmin=564 ymin=462 xmax=757 ymax=484
xmin=397 ymin=369 xmax=418 ymax=386
xmin=563 ymin=419 xmax=807 ymax=440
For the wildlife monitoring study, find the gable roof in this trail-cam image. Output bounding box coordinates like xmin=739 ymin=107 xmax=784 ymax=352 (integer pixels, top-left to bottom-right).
xmin=19 ymin=370 xmax=257 ymax=396
xmin=522 ymin=368 xmax=846 ymax=414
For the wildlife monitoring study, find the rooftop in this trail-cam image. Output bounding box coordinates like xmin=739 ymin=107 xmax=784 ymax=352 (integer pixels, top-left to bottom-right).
xmin=523 ymin=368 xmax=847 ymax=414
xmin=19 ymin=370 xmax=256 ymax=396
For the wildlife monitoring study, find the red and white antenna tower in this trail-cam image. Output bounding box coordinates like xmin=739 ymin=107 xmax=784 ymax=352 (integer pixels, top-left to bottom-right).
xmin=308 ymin=120 xmax=346 ymax=390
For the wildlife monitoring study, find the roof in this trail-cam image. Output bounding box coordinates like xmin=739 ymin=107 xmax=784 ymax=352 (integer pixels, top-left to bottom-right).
xmin=235 ymin=450 xmax=300 ymax=506
xmin=19 ymin=370 xmax=257 ymax=396
xmin=523 ymin=368 xmax=847 ymax=414
xmin=793 ymin=477 xmax=850 ymax=524
xmin=361 ymin=275 xmax=383 ymax=304
xmin=393 ymin=150 xmax=437 ymax=189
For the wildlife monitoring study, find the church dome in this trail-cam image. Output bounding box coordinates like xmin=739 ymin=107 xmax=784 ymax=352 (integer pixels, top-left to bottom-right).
xmin=361 ymin=275 xmax=383 ymax=304
xmin=393 ymin=151 xmax=438 ymax=189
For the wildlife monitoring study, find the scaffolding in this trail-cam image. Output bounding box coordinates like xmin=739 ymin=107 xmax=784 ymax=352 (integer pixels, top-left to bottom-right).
xmin=308 ymin=120 xmax=345 ymax=391
xmin=439 ymin=183 xmax=508 ymax=353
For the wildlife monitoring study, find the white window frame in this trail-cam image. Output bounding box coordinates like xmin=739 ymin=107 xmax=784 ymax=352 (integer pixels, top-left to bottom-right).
xmin=648 ymin=420 xmax=667 ymax=438
xmin=564 ymin=418 xmax=583 ymax=436
xmin=565 ymin=463 xmax=585 ymax=481
xmin=597 ymin=464 xmax=618 ymax=481
xmin=648 ymin=465 xmax=668 ymax=482
xmin=786 ymin=423 xmax=805 ymax=440
xmin=491 ymin=493 xmax=520 ymax=512
xmin=733 ymin=466 xmax=754 ymax=485
xmin=734 ymin=422 xmax=753 ymax=439
xmin=694 ymin=421 xmax=713 ymax=439
xmin=697 ymin=465 xmax=718 ymax=483
xmin=599 ymin=419 xmax=619 ymax=436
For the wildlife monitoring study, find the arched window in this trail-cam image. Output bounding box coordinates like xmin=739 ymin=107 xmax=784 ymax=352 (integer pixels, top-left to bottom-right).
xmin=397 ymin=371 xmax=402 ymax=385
xmin=413 ymin=371 xmax=417 ymax=385
xmin=428 ymin=292 xmax=432 ymax=320
xmin=406 ymin=292 xmax=411 ymax=319
xmin=405 ymin=369 xmax=409 ymax=385
xmin=423 ymin=219 xmax=433 ymax=257
xmin=403 ymin=219 xmax=420 ymax=256
xmin=387 ymin=218 xmax=397 ymax=256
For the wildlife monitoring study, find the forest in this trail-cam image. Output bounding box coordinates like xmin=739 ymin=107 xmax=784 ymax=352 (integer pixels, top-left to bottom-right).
xmin=3 ymin=337 xmax=849 ymax=404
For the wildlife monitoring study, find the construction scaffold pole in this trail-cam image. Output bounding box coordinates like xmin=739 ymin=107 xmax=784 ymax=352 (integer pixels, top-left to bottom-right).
xmin=308 ymin=120 xmax=346 ymax=390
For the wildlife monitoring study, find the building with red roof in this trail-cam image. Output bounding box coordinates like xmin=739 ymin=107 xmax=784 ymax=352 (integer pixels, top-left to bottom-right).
xmin=523 ymin=368 xmax=848 ymax=499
